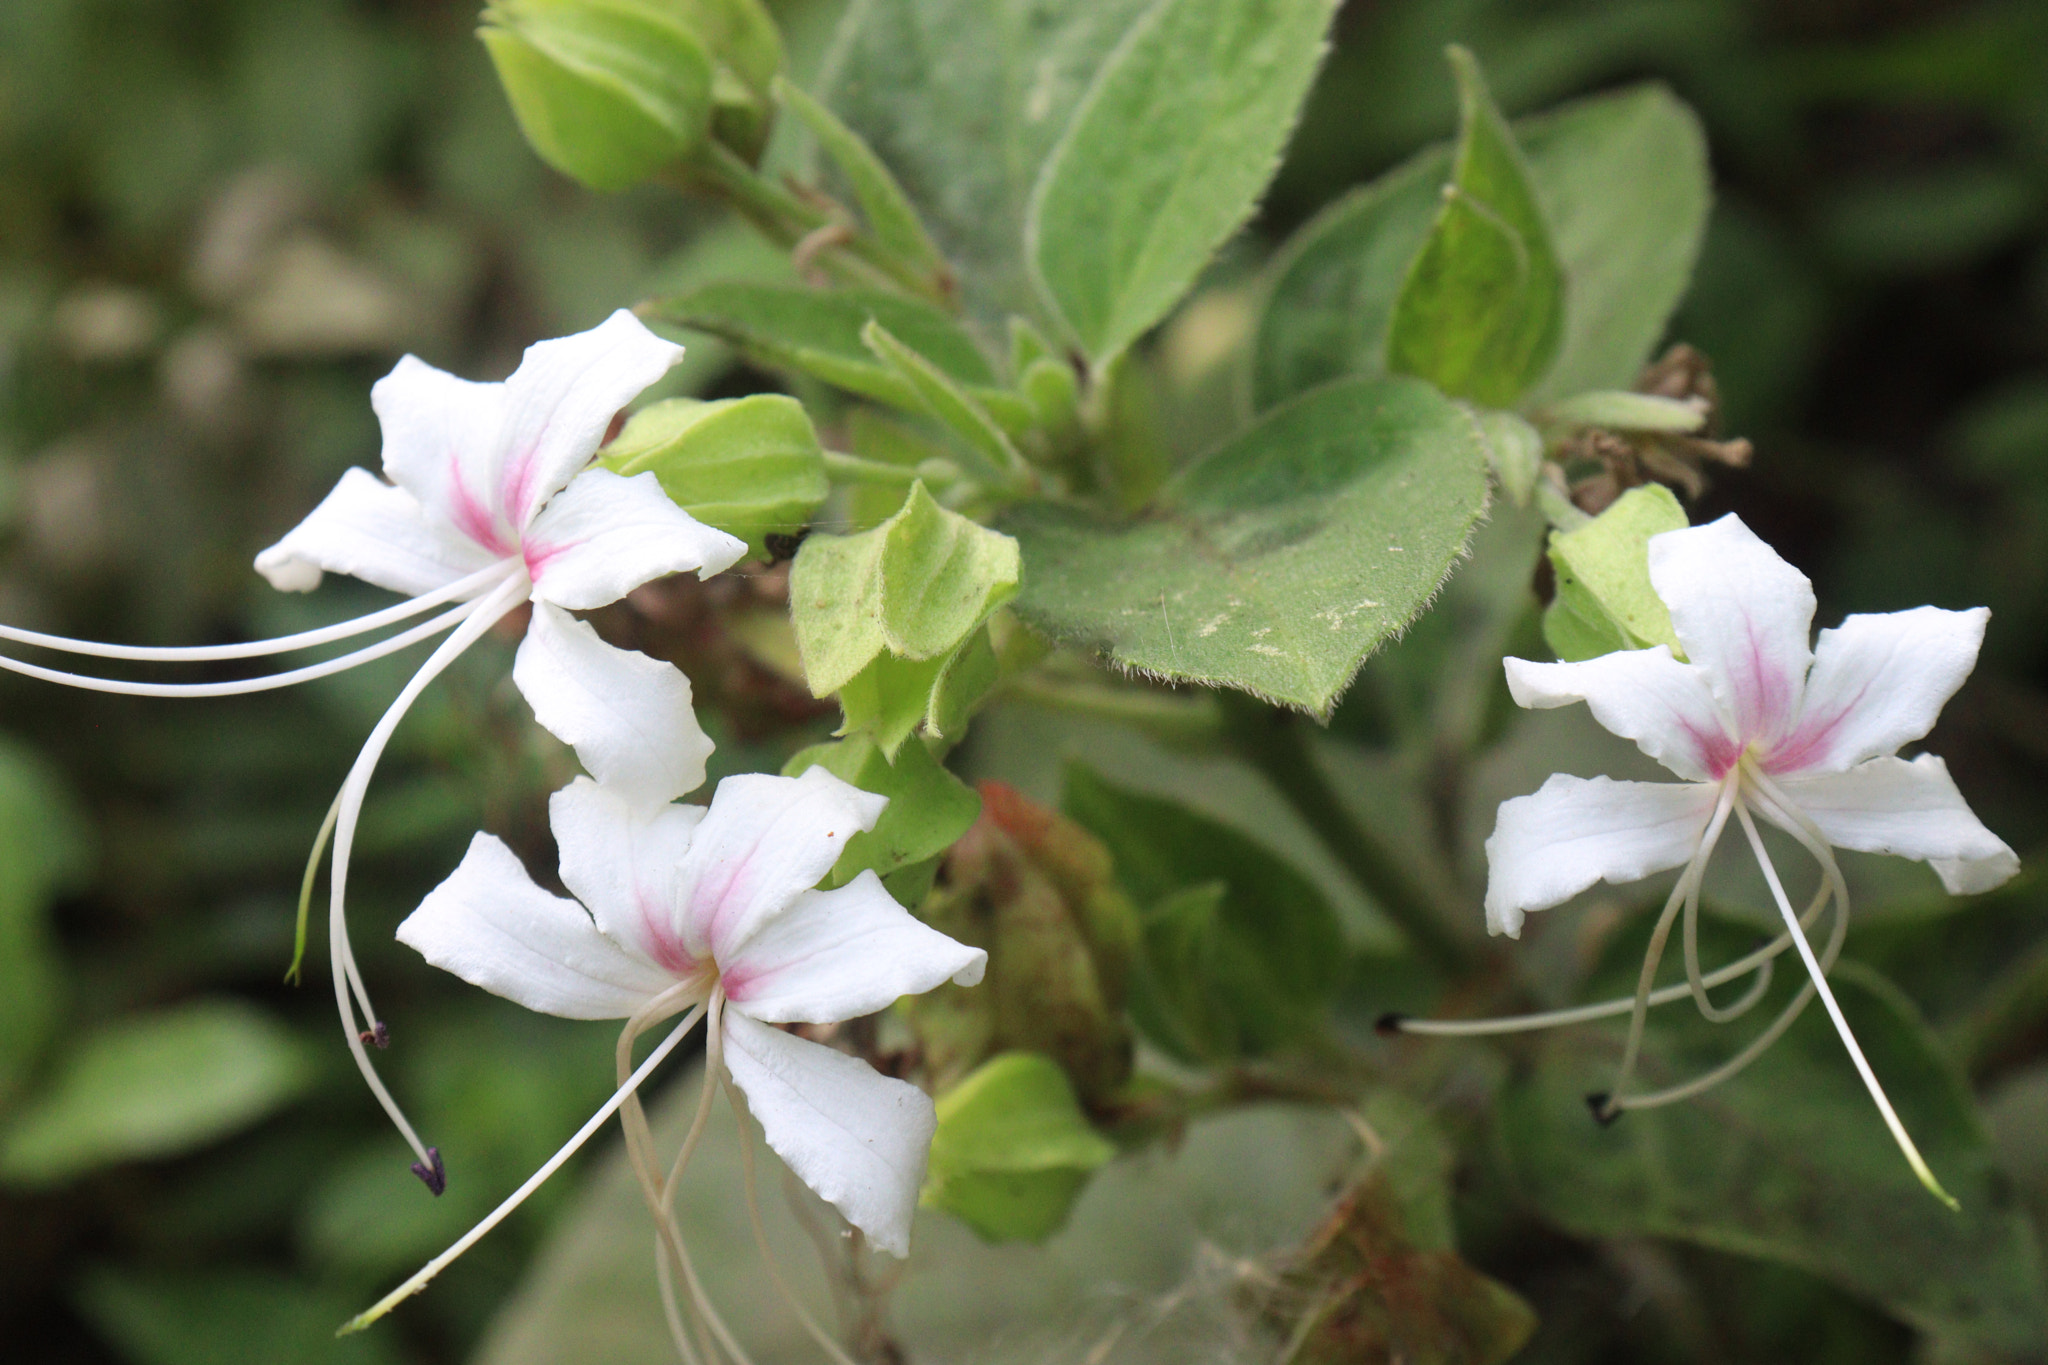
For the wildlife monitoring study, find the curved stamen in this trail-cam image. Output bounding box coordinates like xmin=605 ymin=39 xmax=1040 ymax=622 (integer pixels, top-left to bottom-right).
xmin=1732 ymin=795 xmax=1959 ymax=1208
xmin=327 ymin=576 xmax=529 ymax=1171
xmin=1611 ymin=876 xmax=1844 ymax=1113
xmin=0 ymin=598 xmax=482 ymax=697
xmin=1681 ymin=803 xmax=1766 ymax=1024
xmin=0 ymin=563 xmax=514 ymax=662
xmin=340 ymin=1006 xmax=704 ymax=1334
xmin=1608 ymin=780 xmax=1741 ymax=1106
xmin=657 ymin=992 xmax=760 ymax=1365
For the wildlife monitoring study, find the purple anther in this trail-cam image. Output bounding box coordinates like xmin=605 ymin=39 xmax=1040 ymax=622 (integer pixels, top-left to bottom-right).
xmin=410 ymin=1146 xmax=447 ymax=1196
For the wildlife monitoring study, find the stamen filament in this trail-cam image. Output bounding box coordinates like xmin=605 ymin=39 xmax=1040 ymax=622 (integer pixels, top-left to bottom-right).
xmin=286 ymin=790 xmax=343 ymax=989
xmin=1733 ymin=798 xmax=1959 ymax=1209
xmin=328 ymin=576 xmax=529 ymax=1170
xmin=1613 ymin=877 xmax=1845 ymax=1112
xmin=0 ymin=598 xmax=480 ymax=697
xmin=339 ymin=1008 xmax=703 ymax=1334
xmin=1611 ymin=781 xmax=1739 ymax=1103
xmin=0 ymin=563 xmax=514 ymax=662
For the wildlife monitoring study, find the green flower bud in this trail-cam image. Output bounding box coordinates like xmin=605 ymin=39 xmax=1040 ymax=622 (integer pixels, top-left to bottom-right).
xmin=480 ymin=0 xmax=714 ymax=192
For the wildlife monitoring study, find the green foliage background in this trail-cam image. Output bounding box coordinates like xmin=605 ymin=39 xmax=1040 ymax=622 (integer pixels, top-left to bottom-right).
xmin=2 ymin=1 xmax=2047 ymax=1362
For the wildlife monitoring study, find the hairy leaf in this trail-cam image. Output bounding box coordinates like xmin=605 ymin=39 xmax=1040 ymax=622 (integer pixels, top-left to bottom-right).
xmin=816 ymin=0 xmax=1158 ymax=325
xmin=1002 ymin=377 xmax=1488 ymax=716
xmin=1028 ymin=0 xmax=1337 ymax=367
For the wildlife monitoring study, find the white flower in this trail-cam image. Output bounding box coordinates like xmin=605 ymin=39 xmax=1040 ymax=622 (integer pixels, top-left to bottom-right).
xmin=397 ymin=765 xmax=986 ymax=1256
xmin=1487 ymin=513 xmax=2016 ymax=937
xmin=254 ymin=307 xmax=745 ymax=611
xmin=1480 ymin=512 xmax=2017 ymax=1201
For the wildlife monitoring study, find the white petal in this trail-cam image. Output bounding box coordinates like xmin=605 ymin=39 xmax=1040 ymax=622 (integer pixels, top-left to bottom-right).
xmin=1770 ymin=755 xmax=2019 ymax=894
xmin=514 ymin=602 xmax=713 ymax=807
xmin=395 ymin=832 xmax=671 ymax=1019
xmin=1505 ymin=648 xmax=1736 ymax=782
xmin=1648 ymin=514 xmax=1815 ymax=748
xmin=496 ymin=310 xmax=685 ymax=528
xmin=724 ymin=871 xmax=987 ymax=1024
xmin=253 ymin=467 xmax=500 ymax=597
xmin=371 ymin=354 xmax=518 ymax=554
xmin=721 ymin=1010 xmax=934 ymax=1257
xmin=1483 ymin=775 xmax=1720 ymax=936
xmin=1768 ymin=606 xmax=1989 ymax=775
xmin=679 ymin=768 xmax=890 ymax=963
xmin=550 ymin=777 xmax=706 ymax=973
xmin=524 ymin=469 xmax=747 ymax=611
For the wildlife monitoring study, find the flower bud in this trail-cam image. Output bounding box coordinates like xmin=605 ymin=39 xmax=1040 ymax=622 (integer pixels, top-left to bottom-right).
xmin=480 ymin=0 xmax=715 ymax=192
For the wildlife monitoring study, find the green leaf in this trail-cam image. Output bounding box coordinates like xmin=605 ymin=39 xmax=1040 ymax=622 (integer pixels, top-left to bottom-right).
xmin=482 ymin=0 xmax=715 ymax=193
xmin=815 ymin=0 xmax=1159 ymax=325
xmin=1386 ymin=46 xmax=1563 ymax=407
xmin=1254 ymin=83 xmax=1710 ymax=412
xmin=0 ymin=999 xmax=312 ymax=1186
xmin=601 ymin=393 xmax=826 ymax=557
xmin=1027 ymin=0 xmax=1337 ymax=367
xmin=783 ymin=732 xmax=981 ymax=889
xmin=643 ymin=281 xmax=1028 ymax=428
xmin=791 ymin=481 xmax=1022 ymax=695
xmin=76 ymin=1269 xmax=403 ymax=1365
xmin=923 ymin=1052 xmax=1117 ymax=1244
xmin=1002 ymin=377 xmax=1488 ymax=716
xmin=1544 ymin=482 xmax=1687 ymax=660
xmin=1063 ymin=763 xmax=1345 ymax=1061
xmin=862 ymin=320 xmax=1026 ymax=483
xmin=774 ymin=76 xmax=945 ymax=279
xmin=1500 ymin=958 xmax=2048 ymax=1353
xmin=0 ymin=740 xmax=89 ymax=1099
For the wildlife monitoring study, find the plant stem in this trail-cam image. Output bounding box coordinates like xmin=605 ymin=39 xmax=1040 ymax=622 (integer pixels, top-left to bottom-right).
xmin=822 ymin=449 xmax=940 ymax=487
xmin=1221 ymin=696 xmax=1473 ymax=974
xmin=683 ymin=145 xmax=944 ymax=302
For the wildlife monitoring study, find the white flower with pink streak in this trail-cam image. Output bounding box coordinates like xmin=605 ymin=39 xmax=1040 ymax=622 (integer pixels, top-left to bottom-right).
xmin=1486 ymin=513 xmax=2016 ymax=938
xmin=256 ymin=307 xmax=745 ymax=619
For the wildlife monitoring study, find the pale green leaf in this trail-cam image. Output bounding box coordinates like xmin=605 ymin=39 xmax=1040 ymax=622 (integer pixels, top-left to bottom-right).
xmin=1500 ymin=956 xmax=2048 ymax=1353
xmin=0 ymin=999 xmax=312 ymax=1185
xmin=1545 ymin=482 xmax=1687 ymax=657
xmin=1386 ymin=46 xmax=1563 ymax=407
xmin=1001 ymin=377 xmax=1488 ymax=716
xmin=790 ymin=481 xmax=1020 ymax=697
xmin=816 ymin=0 xmax=1158 ymax=325
xmin=1254 ymin=83 xmax=1710 ymax=412
xmin=782 ymin=733 xmax=981 ymax=888
xmin=923 ymin=1051 xmax=1117 ymax=1243
xmin=1027 ymin=0 xmax=1337 ymax=367
xmin=836 ymin=649 xmax=948 ymax=759
xmin=774 ymin=76 xmax=945 ymax=278
xmin=602 ymin=393 xmax=826 ymax=557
